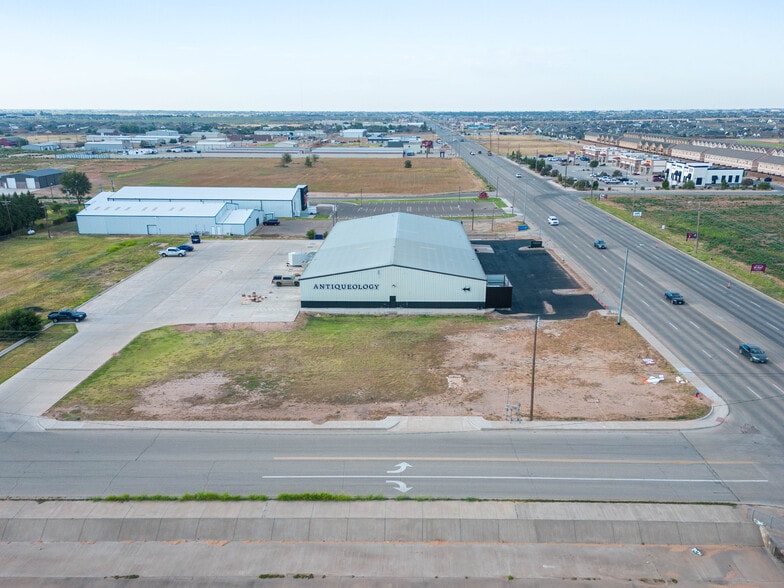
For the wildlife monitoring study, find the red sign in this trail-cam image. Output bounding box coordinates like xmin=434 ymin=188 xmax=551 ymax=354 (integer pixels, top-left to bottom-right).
xmin=686 ymin=232 xmax=698 ymax=240
xmin=479 ymin=191 xmax=489 ymax=199
xmin=421 ymin=140 xmax=433 ymax=149
xmin=751 ymin=263 xmax=766 ymax=272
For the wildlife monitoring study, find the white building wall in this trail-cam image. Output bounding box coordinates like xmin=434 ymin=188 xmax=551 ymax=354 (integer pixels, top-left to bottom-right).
xmin=76 ymin=214 xmax=220 ymax=235
xmin=301 ymin=266 xmax=485 ymax=307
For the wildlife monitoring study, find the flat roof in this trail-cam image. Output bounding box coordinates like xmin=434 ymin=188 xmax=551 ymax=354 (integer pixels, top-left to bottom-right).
xmin=78 ymin=192 xmax=226 ymax=218
xmin=96 ymin=186 xmax=302 ymax=203
xmin=302 ymin=212 xmax=486 ymax=280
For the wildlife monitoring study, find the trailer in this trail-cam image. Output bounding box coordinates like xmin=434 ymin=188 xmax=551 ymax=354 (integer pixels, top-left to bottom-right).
xmin=287 ymin=251 xmax=315 ymax=267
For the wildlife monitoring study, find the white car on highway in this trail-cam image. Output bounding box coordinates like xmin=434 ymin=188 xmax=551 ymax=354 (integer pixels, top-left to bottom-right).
xmin=547 ymin=216 xmax=560 ymax=226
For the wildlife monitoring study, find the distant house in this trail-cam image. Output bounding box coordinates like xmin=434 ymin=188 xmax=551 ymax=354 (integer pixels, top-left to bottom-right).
xmin=0 ymin=137 xmax=23 ymax=148
xmin=0 ymin=168 xmax=64 ymax=190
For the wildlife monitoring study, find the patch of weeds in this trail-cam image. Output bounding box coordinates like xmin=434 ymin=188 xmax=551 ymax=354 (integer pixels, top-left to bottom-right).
xmin=277 ymin=493 xmax=384 ymax=502
xmin=258 ymin=573 xmax=285 ymax=579
xmin=292 ymin=573 xmax=315 ymax=579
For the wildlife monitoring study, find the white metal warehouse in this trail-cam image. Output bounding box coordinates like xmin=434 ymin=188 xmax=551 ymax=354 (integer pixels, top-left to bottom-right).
xmin=76 ymin=185 xmax=310 ymax=235
xmin=300 ymin=212 xmax=487 ymax=310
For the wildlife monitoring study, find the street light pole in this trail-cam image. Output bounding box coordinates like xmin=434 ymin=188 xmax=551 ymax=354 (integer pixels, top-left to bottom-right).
xmin=529 ymin=316 xmax=540 ymax=421
xmin=617 ymin=248 xmax=629 ymax=326
xmin=695 ymin=202 xmax=702 ymax=254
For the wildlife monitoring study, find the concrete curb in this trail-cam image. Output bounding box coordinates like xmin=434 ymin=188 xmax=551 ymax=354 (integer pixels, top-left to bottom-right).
xmin=0 ymin=500 xmax=763 ymax=546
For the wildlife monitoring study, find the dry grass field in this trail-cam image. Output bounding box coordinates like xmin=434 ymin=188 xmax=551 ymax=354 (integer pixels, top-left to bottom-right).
xmin=64 ymin=157 xmax=487 ymax=195
xmin=472 ymin=134 xmax=576 ymax=157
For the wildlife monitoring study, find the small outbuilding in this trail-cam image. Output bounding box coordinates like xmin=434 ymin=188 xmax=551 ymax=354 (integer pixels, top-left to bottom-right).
xmin=300 ymin=212 xmax=487 ymax=311
xmin=0 ymin=168 xmax=64 ymax=190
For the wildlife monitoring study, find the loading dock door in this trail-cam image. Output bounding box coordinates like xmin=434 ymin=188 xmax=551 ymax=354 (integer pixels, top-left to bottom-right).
xmin=146 ymin=224 xmax=160 ymax=234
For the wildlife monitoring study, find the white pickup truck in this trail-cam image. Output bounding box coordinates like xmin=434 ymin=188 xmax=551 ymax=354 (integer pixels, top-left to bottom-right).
xmin=159 ymin=247 xmax=186 ymax=257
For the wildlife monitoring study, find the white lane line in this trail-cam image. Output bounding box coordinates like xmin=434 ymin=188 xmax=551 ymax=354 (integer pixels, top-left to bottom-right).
xmin=262 ymin=475 xmax=767 ymax=484
xmin=668 ymin=322 xmax=680 ymax=331
xmin=773 ymin=384 xmax=784 ymax=394
xmin=640 ymin=299 xmax=650 ymax=307
xmin=766 ymin=322 xmax=781 ymax=332
xmin=749 ymin=301 xmax=761 ymax=308
xmin=746 ymin=386 xmax=762 ymax=399
xmin=689 ymin=321 xmax=701 ymax=330
xmin=725 ymin=347 xmax=737 ymax=358
xmin=701 ymin=349 xmax=713 ymax=359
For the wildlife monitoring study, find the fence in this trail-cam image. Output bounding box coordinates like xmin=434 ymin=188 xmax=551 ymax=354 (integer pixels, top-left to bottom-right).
xmin=750 ymin=508 xmax=784 ymax=530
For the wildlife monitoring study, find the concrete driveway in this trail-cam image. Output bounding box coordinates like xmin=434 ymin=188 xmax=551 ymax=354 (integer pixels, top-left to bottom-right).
xmin=0 ymin=240 xmax=315 ymax=430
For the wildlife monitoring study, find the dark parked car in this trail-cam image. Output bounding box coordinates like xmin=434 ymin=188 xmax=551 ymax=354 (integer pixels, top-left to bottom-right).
xmin=48 ymin=309 xmax=87 ymax=323
xmin=739 ymin=343 xmax=768 ymax=363
xmin=177 ymin=243 xmax=194 ymax=252
xmin=664 ymin=291 xmax=685 ymax=304
xmin=593 ymin=239 xmax=607 ymax=249
xmin=263 ymin=218 xmax=280 ymax=226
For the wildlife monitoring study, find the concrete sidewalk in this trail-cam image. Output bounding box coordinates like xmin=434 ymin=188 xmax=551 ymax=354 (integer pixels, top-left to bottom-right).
xmin=0 ymin=501 xmax=780 ymax=586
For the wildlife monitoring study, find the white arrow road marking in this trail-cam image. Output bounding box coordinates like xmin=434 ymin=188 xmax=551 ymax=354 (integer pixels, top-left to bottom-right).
xmin=386 ymin=480 xmax=412 ymax=493
xmin=386 ymin=462 xmax=412 ymax=474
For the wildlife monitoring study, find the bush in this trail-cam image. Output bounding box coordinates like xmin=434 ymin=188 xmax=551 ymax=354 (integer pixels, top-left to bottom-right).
xmin=306 ymin=229 xmax=316 ymax=239
xmin=0 ymin=308 xmax=43 ymax=341
xmin=404 ymin=159 xmax=412 ymax=168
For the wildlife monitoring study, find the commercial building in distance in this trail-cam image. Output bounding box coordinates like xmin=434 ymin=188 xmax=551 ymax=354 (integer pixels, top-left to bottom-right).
xmin=76 ymin=185 xmax=309 ymax=236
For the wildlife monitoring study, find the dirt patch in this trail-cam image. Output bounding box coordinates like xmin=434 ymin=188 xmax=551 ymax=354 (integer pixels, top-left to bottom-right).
xmin=86 ymin=313 xmax=707 ymax=424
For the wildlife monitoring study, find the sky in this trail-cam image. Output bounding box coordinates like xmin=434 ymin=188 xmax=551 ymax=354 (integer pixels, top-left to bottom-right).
xmin=4 ymin=0 xmax=784 ymax=112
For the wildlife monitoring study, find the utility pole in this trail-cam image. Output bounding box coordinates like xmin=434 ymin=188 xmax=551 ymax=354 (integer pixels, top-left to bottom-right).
xmin=529 ymin=316 xmax=540 ymax=421
xmin=695 ymin=202 xmax=702 ymax=254
xmin=617 ymin=248 xmax=629 ymax=326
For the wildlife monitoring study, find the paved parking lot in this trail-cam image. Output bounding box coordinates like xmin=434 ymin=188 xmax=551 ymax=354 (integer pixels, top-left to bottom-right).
xmin=474 ymin=240 xmax=601 ymax=318
xmin=0 ymin=240 xmax=315 ymax=424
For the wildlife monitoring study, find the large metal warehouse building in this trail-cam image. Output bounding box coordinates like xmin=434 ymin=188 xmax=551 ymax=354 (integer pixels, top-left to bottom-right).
xmin=76 ymin=185 xmax=310 ymax=235
xmin=300 ymin=212 xmax=488 ymax=310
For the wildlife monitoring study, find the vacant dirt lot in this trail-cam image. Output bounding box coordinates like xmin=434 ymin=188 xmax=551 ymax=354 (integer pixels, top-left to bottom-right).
xmin=48 ymin=312 xmax=708 ymax=424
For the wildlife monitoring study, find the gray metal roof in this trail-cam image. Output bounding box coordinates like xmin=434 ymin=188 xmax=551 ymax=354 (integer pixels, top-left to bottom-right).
xmin=78 ymin=192 xmax=226 ymax=218
xmin=301 ymin=213 xmax=486 ymax=280
xmin=13 ymin=168 xmax=64 ymax=178
xmin=103 ymin=186 xmax=300 ymax=202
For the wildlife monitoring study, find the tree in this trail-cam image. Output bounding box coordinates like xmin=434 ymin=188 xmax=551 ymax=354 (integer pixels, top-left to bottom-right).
xmin=589 ymin=160 xmax=599 ymax=168
xmin=661 ymin=179 xmax=670 ymax=190
xmin=60 ymin=170 xmax=92 ymax=205
xmin=404 ymin=159 xmax=412 ymax=168
xmin=311 ymin=154 xmax=319 ymax=165
xmin=756 ymin=180 xmax=771 ymax=190
xmin=612 ymin=170 xmax=623 ymax=177
xmin=279 ymin=153 xmax=292 ymax=167
xmin=0 ymin=308 xmax=43 ymax=341
xmin=682 ymin=180 xmax=696 ymax=189
xmin=741 ymin=178 xmax=754 ymax=187
xmin=304 ymin=156 xmax=312 ymax=167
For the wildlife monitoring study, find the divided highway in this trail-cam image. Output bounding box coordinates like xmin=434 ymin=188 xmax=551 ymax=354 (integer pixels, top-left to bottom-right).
xmin=0 ymin=127 xmax=781 ymax=506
